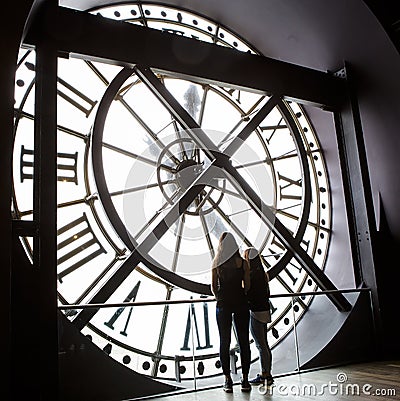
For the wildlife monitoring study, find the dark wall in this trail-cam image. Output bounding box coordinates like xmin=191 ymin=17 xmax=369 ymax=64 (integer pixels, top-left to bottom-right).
xmin=1 ymin=2 xmax=36 ymax=400
xmin=363 ymin=0 xmax=400 ymax=54
xmin=10 ymin=232 xmax=41 ymax=399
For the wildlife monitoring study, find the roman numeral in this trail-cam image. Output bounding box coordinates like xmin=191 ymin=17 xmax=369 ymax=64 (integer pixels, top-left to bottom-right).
xmin=219 ymin=87 xmax=241 ymax=103
xmin=56 ymin=151 xmax=79 ymax=184
xmin=20 ymin=145 xmax=79 ymax=184
xmin=57 ymin=77 xmax=98 ymax=117
xmin=162 ymin=28 xmax=185 ymax=36
xmin=161 ymin=28 xmax=199 ymax=40
xmin=269 ymin=300 xmax=277 ymax=315
xmin=104 ymin=281 xmax=141 ymax=336
xmin=260 ymin=117 xmax=286 ymax=144
xmin=268 ymin=233 xmax=310 ymax=256
xmin=267 ymin=236 xmax=310 ymax=287
xmin=268 ymin=235 xmax=286 ymax=256
xmin=283 ymin=264 xmax=301 ymax=287
xmin=57 ymin=212 xmax=106 ymax=282
xmin=181 ymin=299 xmax=212 ymax=351
xmin=278 ymin=172 xmax=302 ymax=201
xmin=23 ymin=61 xmax=98 ymax=117
xmin=19 ymin=145 xmax=34 ymax=182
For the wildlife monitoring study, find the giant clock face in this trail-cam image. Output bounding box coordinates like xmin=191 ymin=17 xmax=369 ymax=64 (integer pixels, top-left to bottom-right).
xmin=12 ymin=2 xmax=332 ymax=387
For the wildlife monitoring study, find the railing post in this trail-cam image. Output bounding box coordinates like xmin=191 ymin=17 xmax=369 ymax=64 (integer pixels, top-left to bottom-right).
xmin=291 ymin=296 xmax=301 ymax=373
xmin=229 ymin=348 xmax=238 ymax=374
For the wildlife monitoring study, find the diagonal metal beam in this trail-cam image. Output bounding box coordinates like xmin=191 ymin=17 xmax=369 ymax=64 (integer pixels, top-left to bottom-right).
xmin=224 ymin=96 xmax=279 ymax=157
xmin=136 ymin=67 xmax=351 ymax=312
xmin=220 ymin=167 xmax=350 ymax=311
xmin=134 ymin=65 xmax=219 ymax=160
xmin=24 ymin=6 xmax=346 ymax=110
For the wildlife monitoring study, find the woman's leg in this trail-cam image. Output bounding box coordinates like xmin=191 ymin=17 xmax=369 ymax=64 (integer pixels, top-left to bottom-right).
xmin=233 ymin=306 xmax=251 ymax=376
xmin=216 ymin=306 xmax=233 ymax=377
xmin=250 ymin=315 xmax=272 ymax=376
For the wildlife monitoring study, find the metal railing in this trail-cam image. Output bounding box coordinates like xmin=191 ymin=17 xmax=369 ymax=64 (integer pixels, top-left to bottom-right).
xmin=58 ymin=287 xmax=374 ymax=399
xmin=58 ymin=288 xmax=370 ymax=310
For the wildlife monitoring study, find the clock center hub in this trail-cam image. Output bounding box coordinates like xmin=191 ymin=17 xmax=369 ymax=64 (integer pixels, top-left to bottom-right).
xmin=175 ymin=159 xmax=202 ymax=191
xmin=156 ymin=137 xmax=225 ymax=215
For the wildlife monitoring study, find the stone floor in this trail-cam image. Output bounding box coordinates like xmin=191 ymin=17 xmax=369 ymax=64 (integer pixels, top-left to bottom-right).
xmin=129 ymin=360 xmax=400 ymax=401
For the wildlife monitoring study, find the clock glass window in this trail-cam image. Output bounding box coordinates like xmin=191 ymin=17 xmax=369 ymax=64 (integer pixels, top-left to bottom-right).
xmin=12 ymin=2 xmax=332 ymax=388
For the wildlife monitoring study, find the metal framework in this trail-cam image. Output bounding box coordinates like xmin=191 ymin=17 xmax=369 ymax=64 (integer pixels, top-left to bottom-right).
xmin=16 ymin=4 xmax=381 ymax=399
xmin=24 ymin=6 xmax=346 ymax=110
xmin=24 ymin=4 xmax=357 ymax=323
xmin=33 ymin=33 xmax=59 ymax=401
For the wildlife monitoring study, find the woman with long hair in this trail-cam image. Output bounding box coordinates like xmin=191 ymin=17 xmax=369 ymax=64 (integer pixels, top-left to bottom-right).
xmin=244 ymin=247 xmax=274 ymax=386
xmin=211 ymin=232 xmax=251 ymax=392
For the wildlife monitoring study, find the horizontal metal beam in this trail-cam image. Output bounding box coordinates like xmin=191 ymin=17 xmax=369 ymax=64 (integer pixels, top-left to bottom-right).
xmin=12 ymin=219 xmax=36 ymax=236
xmin=59 ymin=288 xmax=367 ymax=310
xmin=24 ymin=6 xmax=345 ymax=110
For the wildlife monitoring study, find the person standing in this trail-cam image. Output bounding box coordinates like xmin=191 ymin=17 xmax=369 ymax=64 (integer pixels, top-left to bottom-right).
xmin=211 ymin=232 xmax=251 ymax=393
xmin=244 ymin=247 xmax=274 ymax=386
